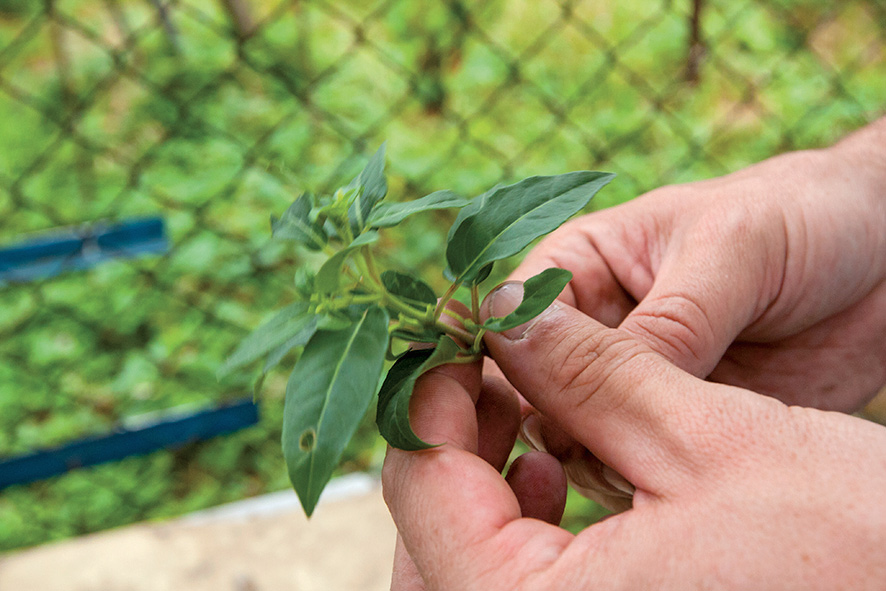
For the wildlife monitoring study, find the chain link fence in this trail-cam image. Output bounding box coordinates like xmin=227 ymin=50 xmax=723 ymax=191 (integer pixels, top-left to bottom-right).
xmin=1 ymin=0 xmax=884 ymax=551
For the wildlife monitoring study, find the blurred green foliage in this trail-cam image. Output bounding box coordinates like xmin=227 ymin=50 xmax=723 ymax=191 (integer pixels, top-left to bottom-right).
xmin=0 ymin=0 xmax=884 ymax=551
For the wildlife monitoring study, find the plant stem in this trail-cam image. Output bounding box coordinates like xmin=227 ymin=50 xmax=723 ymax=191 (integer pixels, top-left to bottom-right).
xmin=382 ymin=290 xmax=424 ymax=319
xmin=353 ymin=250 xmax=383 ymax=292
xmin=335 ymin=294 xmax=378 ymax=308
xmin=434 ymin=281 xmax=461 ymax=320
xmin=386 ymin=293 xmax=473 ymax=345
xmin=441 ymin=307 xmax=468 ymax=323
xmin=335 ymin=244 xmax=480 ymax=350
xmin=470 ymin=283 xmax=480 ymax=324
xmin=471 ymin=327 xmax=487 ymax=354
xmin=433 ymin=321 xmax=475 ymax=346
xmin=361 ymin=248 xmax=383 ymax=286
xmin=447 ymin=352 xmax=483 ymax=364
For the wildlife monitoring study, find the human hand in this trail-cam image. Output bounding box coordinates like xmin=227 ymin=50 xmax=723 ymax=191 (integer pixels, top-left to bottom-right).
xmin=383 ymin=292 xmax=886 ymax=590
xmin=506 ymin=142 xmax=886 ymax=413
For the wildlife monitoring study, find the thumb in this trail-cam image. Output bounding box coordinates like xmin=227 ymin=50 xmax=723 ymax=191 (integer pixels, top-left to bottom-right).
xmin=481 ymin=281 xmax=707 ymax=494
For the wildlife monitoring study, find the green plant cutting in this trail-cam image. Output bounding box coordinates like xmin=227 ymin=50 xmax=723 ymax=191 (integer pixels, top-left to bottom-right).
xmin=219 ymin=145 xmax=614 ymax=515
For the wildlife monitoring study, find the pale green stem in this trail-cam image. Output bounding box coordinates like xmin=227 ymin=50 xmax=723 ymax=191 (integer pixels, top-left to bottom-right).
xmin=361 ymin=248 xmax=383 ymax=287
xmin=434 ymin=321 xmax=475 ymax=346
xmin=470 ymin=283 xmax=480 ymax=324
xmin=434 ymin=281 xmax=461 ymax=320
xmin=471 ymin=327 xmax=487 ymax=354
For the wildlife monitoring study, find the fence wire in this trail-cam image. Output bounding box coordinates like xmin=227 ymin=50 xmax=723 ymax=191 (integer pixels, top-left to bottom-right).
xmin=0 ymin=0 xmax=884 ymax=551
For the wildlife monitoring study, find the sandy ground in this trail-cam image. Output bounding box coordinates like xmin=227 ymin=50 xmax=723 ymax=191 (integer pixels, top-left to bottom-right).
xmin=0 ymin=474 xmax=396 ymax=591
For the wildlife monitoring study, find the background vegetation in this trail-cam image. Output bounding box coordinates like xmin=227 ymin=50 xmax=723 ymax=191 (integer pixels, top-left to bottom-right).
xmin=1 ymin=0 xmax=884 ymax=550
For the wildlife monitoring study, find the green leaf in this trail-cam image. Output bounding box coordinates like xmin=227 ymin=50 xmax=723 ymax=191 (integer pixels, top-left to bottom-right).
xmin=218 ymin=302 xmax=317 ymax=378
xmin=252 ymin=311 xmax=354 ymax=399
xmin=262 ymin=332 xmax=307 ymax=374
xmin=293 ymin=268 xmax=316 ymax=299
xmin=376 ymin=336 xmax=462 ymax=451
xmin=381 ymin=270 xmax=437 ymax=309
xmin=473 ymin=263 xmax=494 ymax=285
xmin=314 ymin=231 xmax=379 ymax=293
xmin=271 ymin=193 xmax=327 ymax=251
xmin=444 ymin=172 xmax=614 ymax=283
xmin=282 ymin=306 xmax=390 ymax=516
xmin=317 ymin=191 xmax=351 ymax=222
xmin=347 ymin=144 xmax=388 ymax=233
xmin=483 ymin=268 xmax=573 ymax=332
xmin=368 ymin=190 xmax=469 ymax=228
xmin=444 ymin=183 xmax=503 ymax=246
xmin=443 ymin=261 xmax=493 ymax=285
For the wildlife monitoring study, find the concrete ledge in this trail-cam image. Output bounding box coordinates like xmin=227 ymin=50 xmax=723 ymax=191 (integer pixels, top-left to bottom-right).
xmin=0 ymin=474 xmax=395 ymax=591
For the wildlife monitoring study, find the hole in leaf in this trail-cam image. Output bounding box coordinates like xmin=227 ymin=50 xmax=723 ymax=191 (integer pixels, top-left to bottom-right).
xmin=299 ymin=428 xmax=317 ymax=452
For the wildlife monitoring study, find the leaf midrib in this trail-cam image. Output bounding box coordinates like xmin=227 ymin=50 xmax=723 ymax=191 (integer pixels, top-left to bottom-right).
xmin=305 ymin=309 xmax=370 ymax=497
xmin=452 ymin=182 xmax=583 ymax=282
xmin=287 ymin=215 xmax=325 ymax=246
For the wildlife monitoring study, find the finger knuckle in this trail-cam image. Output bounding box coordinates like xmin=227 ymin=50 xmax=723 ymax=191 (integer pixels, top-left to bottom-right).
xmin=624 ymin=292 xmax=716 ymax=374
xmin=547 ymin=326 xmax=659 ymax=414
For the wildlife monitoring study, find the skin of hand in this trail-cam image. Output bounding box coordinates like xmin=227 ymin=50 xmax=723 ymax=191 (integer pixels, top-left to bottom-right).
xmin=486 ymin=124 xmax=886 ymax=509
xmin=504 ymin=131 xmax=886 ymax=412
xmin=382 ymin=291 xmax=886 ymax=590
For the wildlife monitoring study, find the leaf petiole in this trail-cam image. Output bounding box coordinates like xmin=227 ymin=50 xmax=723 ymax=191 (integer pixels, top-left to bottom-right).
xmin=440 ymin=307 xmax=468 ymax=323
xmin=434 ymin=281 xmax=461 ymax=320
xmin=471 ymin=327 xmax=487 ymax=354
xmin=361 ymin=248 xmax=383 ymax=287
xmin=447 ymin=351 xmax=483 ymax=364
xmin=432 ymin=320 xmax=474 ymax=346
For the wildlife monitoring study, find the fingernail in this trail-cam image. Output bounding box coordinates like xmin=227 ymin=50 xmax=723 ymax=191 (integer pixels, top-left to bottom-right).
xmin=602 ymin=465 xmax=636 ymax=497
xmin=485 ymin=281 xmax=547 ymax=340
xmin=519 ymin=413 xmax=547 ymax=453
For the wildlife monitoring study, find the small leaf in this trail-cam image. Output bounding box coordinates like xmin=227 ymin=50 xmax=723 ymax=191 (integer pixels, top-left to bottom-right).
xmin=250 ymin=312 xmax=321 ymax=399
xmin=444 ymin=261 xmax=493 ymax=285
xmin=218 ymin=302 xmax=317 ymax=378
xmin=271 ymin=194 xmax=327 ymax=251
xmin=376 ymin=336 xmax=463 ymax=451
xmin=293 ymin=268 xmax=316 ymax=299
xmin=253 ymin=312 xmax=324 ymax=398
xmin=445 ymin=172 xmax=614 ymax=283
xmin=483 ymin=268 xmax=573 ymax=332
xmin=258 ymin=313 xmax=355 ymax=392
xmin=262 ymin=332 xmax=307 ymax=374
xmin=381 ymin=270 xmax=437 ymax=309
xmin=347 ymin=144 xmax=388 ymax=233
xmin=314 ymin=231 xmax=379 ymax=293
xmin=386 ymin=337 xmax=407 ymax=361
xmin=368 ymin=190 xmax=469 ymax=228
xmin=472 ymin=262 xmax=494 ymax=285
xmin=282 ymin=306 xmax=390 ymax=516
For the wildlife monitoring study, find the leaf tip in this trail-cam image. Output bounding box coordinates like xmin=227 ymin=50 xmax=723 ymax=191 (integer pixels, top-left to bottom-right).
xmin=299 ymin=494 xmax=318 ymax=518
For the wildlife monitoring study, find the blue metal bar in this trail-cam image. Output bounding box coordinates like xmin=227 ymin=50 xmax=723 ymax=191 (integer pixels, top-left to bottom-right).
xmin=0 ymin=216 xmax=261 ymax=489
xmin=0 ymin=399 xmax=259 ymax=490
xmin=0 ymin=217 xmax=168 ymax=285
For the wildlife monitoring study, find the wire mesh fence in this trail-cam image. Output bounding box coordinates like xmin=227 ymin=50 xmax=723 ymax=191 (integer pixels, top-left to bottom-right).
xmin=1 ymin=0 xmax=884 ymax=551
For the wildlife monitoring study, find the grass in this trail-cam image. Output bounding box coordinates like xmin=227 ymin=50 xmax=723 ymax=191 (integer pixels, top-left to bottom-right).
xmin=0 ymin=0 xmax=884 ymax=551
